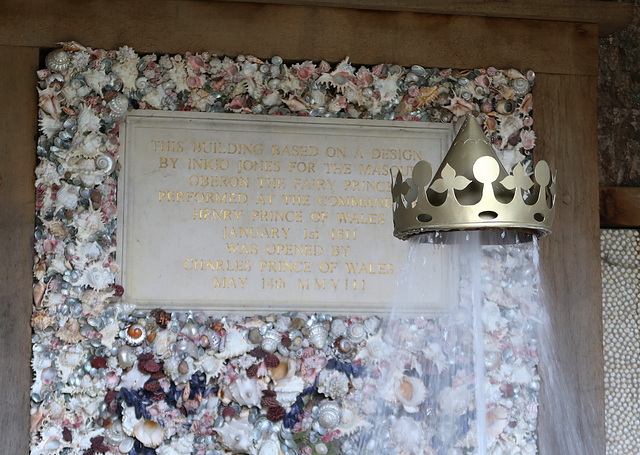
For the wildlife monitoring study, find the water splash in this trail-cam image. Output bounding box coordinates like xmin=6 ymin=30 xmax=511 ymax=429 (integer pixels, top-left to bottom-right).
xmin=353 ymin=230 xmax=541 ymax=454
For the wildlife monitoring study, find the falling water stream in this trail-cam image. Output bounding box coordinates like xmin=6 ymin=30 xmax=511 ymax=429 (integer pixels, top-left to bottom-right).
xmin=355 ymin=230 xmax=544 ymax=455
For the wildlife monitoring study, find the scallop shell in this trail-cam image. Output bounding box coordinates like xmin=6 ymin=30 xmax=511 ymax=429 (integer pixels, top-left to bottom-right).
xmin=308 ymin=324 xmax=328 ymax=350
xmin=216 ymin=329 xmax=252 ymax=359
xmin=317 ymin=401 xmax=341 ymax=429
xmin=227 ymin=372 xmax=261 ymax=408
xmin=45 ymin=49 xmax=70 ymax=73
xmin=346 ymin=323 xmax=366 ymax=344
xmin=134 ymin=420 xmax=165 ymax=448
xmin=317 ymin=369 xmax=349 ymax=399
xmin=395 ymin=376 xmax=427 ymax=413
xmin=261 ymin=329 xmax=280 ymax=353
xmin=123 ymin=323 xmax=146 ymax=346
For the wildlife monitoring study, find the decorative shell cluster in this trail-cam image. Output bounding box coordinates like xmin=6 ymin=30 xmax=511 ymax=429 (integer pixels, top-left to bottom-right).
xmin=31 ymin=43 xmax=541 ymax=455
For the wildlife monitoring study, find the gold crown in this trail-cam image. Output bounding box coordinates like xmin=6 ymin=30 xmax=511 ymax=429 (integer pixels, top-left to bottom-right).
xmin=391 ymin=116 xmax=556 ymax=240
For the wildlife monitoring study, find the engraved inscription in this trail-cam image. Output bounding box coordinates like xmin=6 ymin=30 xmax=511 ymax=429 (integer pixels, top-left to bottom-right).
xmin=118 ymin=112 xmax=452 ymax=313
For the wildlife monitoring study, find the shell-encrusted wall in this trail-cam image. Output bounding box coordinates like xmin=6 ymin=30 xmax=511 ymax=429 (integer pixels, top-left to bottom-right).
xmin=31 ymin=43 xmax=540 ymax=455
xmin=601 ymin=229 xmax=640 ymax=455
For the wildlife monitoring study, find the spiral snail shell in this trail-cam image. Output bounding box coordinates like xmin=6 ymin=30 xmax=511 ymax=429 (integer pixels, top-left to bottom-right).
xmin=95 ymin=153 xmax=115 ymax=175
xmin=261 ymin=329 xmax=280 ymax=353
xmin=317 ymin=401 xmax=341 ymax=429
xmin=124 ymin=323 xmax=146 ymax=346
xmin=346 ymin=323 xmax=366 ymax=344
xmin=108 ymin=93 xmax=129 ymax=121
xmin=45 ymin=49 xmax=70 ymax=73
xmin=308 ymin=324 xmax=328 ymax=350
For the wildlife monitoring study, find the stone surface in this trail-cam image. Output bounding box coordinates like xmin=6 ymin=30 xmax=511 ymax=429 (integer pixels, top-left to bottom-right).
xmin=118 ymin=111 xmax=454 ymax=313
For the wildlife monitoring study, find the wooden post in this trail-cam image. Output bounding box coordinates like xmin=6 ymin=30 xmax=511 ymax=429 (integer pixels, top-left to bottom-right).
xmin=0 ymin=45 xmax=39 ymax=454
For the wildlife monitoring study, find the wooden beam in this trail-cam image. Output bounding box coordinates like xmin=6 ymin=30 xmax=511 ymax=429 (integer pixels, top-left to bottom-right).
xmin=1 ymin=0 xmax=599 ymax=76
xmin=535 ymin=73 xmax=605 ymax=454
xmin=600 ymin=186 xmax=640 ymax=228
xmin=213 ymin=0 xmax=634 ymax=36
xmin=0 ymin=45 xmax=38 ymax=454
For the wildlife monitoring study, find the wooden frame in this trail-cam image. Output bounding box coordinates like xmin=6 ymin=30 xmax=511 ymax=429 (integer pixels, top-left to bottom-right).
xmin=0 ymin=1 xmax=630 ymax=452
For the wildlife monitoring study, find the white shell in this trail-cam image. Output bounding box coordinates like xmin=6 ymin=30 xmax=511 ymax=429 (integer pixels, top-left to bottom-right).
xmin=346 ymin=323 xmax=366 ymax=343
xmin=109 ymin=93 xmax=130 ymax=120
xmin=273 ymin=375 xmax=304 ymax=407
xmin=74 ymin=206 xmax=105 ymax=241
xmin=216 ymin=329 xmax=252 ymax=360
xmin=95 ymin=153 xmax=115 ymax=175
xmin=55 ymin=182 xmax=79 ymax=210
xmin=330 ymin=319 xmax=346 ymax=337
xmin=134 ymin=419 xmax=165 ymax=448
xmin=46 ymin=49 xmax=70 ymax=73
xmin=317 ymin=401 xmax=341 ymax=429
xmin=69 ymin=131 xmax=104 ymax=158
xmin=317 ymin=369 xmax=349 ymax=399
xmin=121 ymin=406 xmax=140 ymax=436
xmin=258 ymin=436 xmax=284 ymax=455
xmin=308 ymin=324 xmax=328 ymax=350
xmin=337 ymin=405 xmax=372 ymax=436
xmin=153 ymin=329 xmax=177 ymax=359
xmin=79 ymin=263 xmax=114 ymax=291
xmin=227 ymin=373 xmax=262 ymax=408
xmin=218 ymin=415 xmax=255 ymax=454
xmin=261 ymin=329 xmax=280 ymax=353
xmin=395 ymin=376 xmax=427 ymax=413
xmin=389 ymin=416 xmax=426 ymax=454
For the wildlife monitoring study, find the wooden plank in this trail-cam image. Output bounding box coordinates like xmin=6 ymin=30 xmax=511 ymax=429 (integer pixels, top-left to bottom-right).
xmin=212 ymin=0 xmax=634 ymax=36
xmin=0 ymin=45 xmax=38 ymax=454
xmin=1 ymin=0 xmax=599 ymax=76
xmin=600 ymin=186 xmax=640 ymax=228
xmin=535 ymin=74 xmax=605 ymax=454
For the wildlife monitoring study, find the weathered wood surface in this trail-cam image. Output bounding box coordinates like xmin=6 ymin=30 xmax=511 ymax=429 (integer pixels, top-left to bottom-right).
xmin=0 ymin=3 xmax=606 ymax=454
xmin=1 ymin=0 xmax=599 ymax=76
xmin=535 ymin=74 xmax=605 ymax=454
xmin=600 ymin=186 xmax=640 ymax=228
xmin=0 ymin=45 xmax=38 ymax=454
xmin=212 ymin=0 xmax=634 ymax=36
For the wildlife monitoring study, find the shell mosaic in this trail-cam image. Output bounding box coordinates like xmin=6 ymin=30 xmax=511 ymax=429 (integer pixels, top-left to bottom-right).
xmin=601 ymin=229 xmax=640 ymax=455
xmin=31 ymin=42 xmax=540 ymax=455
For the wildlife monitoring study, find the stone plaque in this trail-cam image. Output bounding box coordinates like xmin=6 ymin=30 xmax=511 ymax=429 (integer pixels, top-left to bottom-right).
xmin=117 ymin=111 xmax=453 ymax=313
